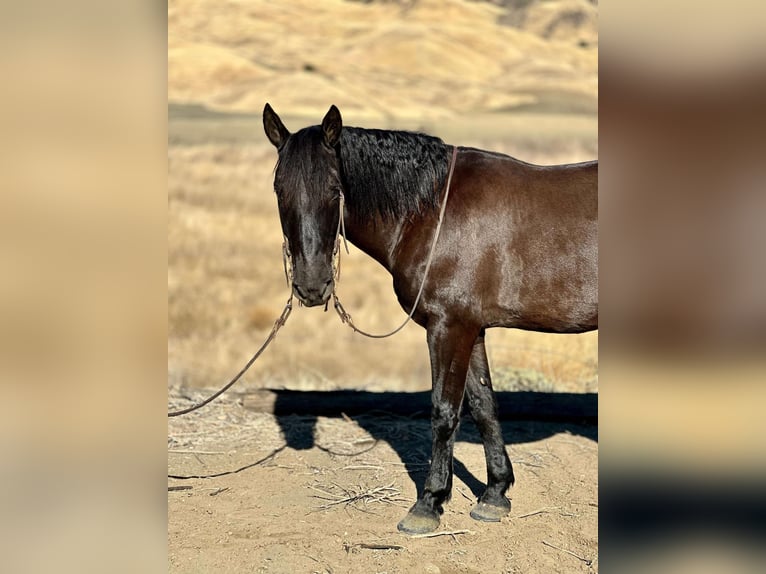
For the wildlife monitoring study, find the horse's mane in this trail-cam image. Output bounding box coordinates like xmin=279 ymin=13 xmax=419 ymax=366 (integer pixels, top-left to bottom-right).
xmin=339 ymin=127 xmax=450 ymax=221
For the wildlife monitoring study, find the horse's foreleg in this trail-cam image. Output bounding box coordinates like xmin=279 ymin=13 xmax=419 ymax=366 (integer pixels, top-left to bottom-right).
xmin=464 ymin=333 xmax=514 ymax=521
xmin=397 ymin=320 xmax=478 ymax=535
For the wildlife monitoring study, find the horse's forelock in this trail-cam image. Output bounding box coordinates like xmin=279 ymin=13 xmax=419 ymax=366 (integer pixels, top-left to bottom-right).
xmin=274 ymin=127 xmax=332 ymax=200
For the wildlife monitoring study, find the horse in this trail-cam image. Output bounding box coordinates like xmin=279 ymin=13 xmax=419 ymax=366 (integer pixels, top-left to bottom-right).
xmin=262 ymin=103 xmax=597 ymax=534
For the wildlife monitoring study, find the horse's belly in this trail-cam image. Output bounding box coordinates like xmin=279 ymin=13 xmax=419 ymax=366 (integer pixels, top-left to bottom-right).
xmin=488 ymin=241 xmax=598 ymax=333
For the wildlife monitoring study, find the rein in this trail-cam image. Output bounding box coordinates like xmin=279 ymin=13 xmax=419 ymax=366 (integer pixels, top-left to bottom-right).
xmin=331 ymin=145 xmax=458 ymax=338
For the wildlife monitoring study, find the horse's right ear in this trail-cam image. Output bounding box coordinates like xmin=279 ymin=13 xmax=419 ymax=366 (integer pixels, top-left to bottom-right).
xmin=263 ymin=103 xmax=290 ymax=149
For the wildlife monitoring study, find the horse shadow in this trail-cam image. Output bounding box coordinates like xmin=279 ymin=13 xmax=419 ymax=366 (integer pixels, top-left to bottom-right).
xmin=270 ymin=390 xmax=597 ymax=499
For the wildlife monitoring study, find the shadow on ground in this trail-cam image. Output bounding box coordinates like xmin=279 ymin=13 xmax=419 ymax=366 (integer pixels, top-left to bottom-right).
xmin=270 ymin=390 xmax=597 ymax=499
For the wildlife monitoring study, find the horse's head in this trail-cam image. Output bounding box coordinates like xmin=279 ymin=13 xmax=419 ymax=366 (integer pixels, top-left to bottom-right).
xmin=263 ymin=103 xmax=343 ymax=307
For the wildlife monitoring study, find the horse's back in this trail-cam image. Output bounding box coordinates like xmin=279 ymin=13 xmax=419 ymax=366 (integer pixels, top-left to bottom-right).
xmin=453 ymin=149 xmax=598 ymax=333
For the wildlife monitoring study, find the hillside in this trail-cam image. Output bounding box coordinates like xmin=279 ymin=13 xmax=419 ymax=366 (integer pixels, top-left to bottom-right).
xmin=168 ymin=0 xmax=597 ymax=120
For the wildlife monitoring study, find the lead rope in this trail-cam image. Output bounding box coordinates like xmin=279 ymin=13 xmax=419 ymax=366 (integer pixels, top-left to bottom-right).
xmin=331 ymin=145 xmax=458 ymax=338
xmin=168 ymin=239 xmax=296 ymax=417
xmin=167 ymin=294 xmax=293 ymax=417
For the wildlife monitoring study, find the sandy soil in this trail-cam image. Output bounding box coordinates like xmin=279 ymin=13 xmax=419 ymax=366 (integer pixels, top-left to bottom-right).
xmin=168 ymin=391 xmax=598 ymax=573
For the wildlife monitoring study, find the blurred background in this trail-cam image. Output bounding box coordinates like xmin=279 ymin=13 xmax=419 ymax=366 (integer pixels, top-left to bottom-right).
xmin=599 ymin=2 xmax=766 ymax=572
xmin=168 ymin=0 xmax=600 ymax=397
xmin=1 ymin=0 xmax=763 ymax=571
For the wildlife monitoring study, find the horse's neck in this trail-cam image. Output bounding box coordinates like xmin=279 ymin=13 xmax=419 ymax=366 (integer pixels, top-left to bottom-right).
xmin=342 ymin=209 xmax=403 ymax=273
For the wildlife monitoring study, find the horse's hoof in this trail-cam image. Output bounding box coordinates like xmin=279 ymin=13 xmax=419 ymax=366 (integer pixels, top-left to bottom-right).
xmin=397 ymin=509 xmax=440 ymax=534
xmin=469 ymin=499 xmax=511 ymax=522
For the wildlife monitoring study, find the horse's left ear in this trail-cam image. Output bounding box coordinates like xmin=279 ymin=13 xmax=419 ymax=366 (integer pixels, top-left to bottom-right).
xmin=321 ymin=105 xmax=342 ymax=148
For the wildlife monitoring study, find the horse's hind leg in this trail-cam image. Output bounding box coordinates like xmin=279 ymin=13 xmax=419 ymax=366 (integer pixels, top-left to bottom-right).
xmin=465 ymin=333 xmax=515 ymax=522
xmin=397 ymin=320 xmax=478 ymax=535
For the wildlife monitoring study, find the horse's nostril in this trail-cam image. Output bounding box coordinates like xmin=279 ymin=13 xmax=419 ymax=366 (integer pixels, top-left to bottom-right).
xmin=293 ymin=281 xmax=332 ymax=303
xmin=293 ymin=284 xmax=308 ymax=299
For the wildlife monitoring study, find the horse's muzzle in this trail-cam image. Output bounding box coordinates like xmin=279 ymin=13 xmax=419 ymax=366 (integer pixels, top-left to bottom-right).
xmin=293 ymin=279 xmax=333 ymax=307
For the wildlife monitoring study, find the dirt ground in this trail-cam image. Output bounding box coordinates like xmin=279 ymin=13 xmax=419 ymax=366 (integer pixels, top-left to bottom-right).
xmin=168 ymin=390 xmax=598 ymax=574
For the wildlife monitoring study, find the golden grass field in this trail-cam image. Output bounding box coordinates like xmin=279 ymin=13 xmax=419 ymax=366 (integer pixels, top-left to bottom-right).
xmin=168 ymin=107 xmax=598 ymax=395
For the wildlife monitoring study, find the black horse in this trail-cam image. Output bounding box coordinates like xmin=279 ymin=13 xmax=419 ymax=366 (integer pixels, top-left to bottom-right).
xmin=263 ymin=104 xmax=597 ymax=534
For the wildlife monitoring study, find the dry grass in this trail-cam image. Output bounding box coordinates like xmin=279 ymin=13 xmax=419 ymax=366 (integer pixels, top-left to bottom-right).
xmin=168 ymin=112 xmax=597 ymax=395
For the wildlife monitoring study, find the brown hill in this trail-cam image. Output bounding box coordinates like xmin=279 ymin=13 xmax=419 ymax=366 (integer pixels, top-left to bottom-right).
xmin=168 ymin=0 xmax=597 ymax=120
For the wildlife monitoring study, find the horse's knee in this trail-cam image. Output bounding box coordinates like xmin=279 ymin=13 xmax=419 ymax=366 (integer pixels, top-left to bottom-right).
xmin=431 ymin=402 xmax=460 ymax=440
xmin=464 ymin=386 xmax=482 ymax=414
xmin=466 ymin=392 xmax=494 ymax=424
xmin=491 ymin=450 xmax=512 ymax=474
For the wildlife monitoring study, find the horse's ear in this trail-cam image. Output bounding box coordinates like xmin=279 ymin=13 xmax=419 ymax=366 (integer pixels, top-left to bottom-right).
xmin=321 ymin=105 xmax=342 ymax=148
xmin=263 ymin=103 xmax=290 ymax=149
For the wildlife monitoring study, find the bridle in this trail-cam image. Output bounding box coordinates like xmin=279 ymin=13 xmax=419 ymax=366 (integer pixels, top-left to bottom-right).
xmin=168 ymin=146 xmax=458 ymax=416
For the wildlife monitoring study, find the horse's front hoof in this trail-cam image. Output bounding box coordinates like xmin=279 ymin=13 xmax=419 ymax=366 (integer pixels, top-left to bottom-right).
xmin=469 ymin=498 xmax=511 ymax=522
xmin=397 ymin=508 xmax=440 ymax=534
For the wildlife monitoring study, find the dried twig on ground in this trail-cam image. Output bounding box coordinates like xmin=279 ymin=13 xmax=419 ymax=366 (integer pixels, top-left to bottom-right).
xmin=516 ymin=507 xmax=576 ymax=519
xmin=541 ymin=540 xmax=593 ymax=566
xmin=310 ymin=480 xmax=407 ymax=511
xmin=344 ymin=542 xmax=406 ymax=552
xmin=455 ymin=486 xmax=473 ymax=502
xmin=408 ymin=529 xmax=475 ymax=539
